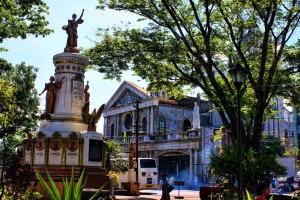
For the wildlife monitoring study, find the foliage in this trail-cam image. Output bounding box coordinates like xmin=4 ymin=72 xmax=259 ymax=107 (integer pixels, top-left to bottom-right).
xmin=0 ymin=187 xmax=42 ymax=200
xmin=35 ymin=167 xmax=107 ymax=200
xmin=108 ymin=173 xmax=120 ymax=188
xmin=0 ymin=0 xmax=52 ymax=45
xmin=0 ymin=59 xmax=39 ymax=157
xmin=210 ymin=143 xmax=286 ymax=190
xmin=21 ymin=189 xmax=42 ymax=200
xmin=1 ymin=151 xmax=41 ymax=200
xmin=281 ymin=40 xmax=300 ymax=111
xmin=105 ymin=140 xmax=126 ymax=172
xmin=85 ymin=0 xmax=300 ymax=151
xmin=261 ymin=135 xmax=285 ymax=157
xmin=0 ymin=58 xmax=40 ymax=132
xmin=0 ymin=59 xmax=40 ymax=198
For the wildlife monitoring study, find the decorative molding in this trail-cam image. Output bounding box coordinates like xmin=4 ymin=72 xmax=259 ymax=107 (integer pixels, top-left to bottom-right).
xmin=54 ymin=60 xmax=87 ymax=67
xmin=37 ymin=131 xmax=46 ymax=139
xmin=69 ymin=132 xmax=79 ymax=139
xmin=52 ymin=131 xmax=62 ymax=139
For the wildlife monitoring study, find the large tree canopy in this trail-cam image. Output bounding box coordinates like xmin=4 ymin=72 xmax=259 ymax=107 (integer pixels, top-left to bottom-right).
xmin=0 ymin=58 xmax=40 ymax=133
xmin=0 ymin=59 xmax=40 ymax=198
xmin=282 ymin=40 xmax=300 ymax=107
xmin=0 ymin=0 xmax=52 ymax=46
xmin=84 ymin=0 xmax=300 ymax=151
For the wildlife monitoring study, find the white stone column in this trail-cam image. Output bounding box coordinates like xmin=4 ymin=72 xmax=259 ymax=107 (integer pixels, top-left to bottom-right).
xmin=194 ymin=149 xmax=198 ymax=177
xmin=150 ymin=106 xmax=154 ymax=134
xmin=38 ymin=52 xmax=89 ymax=135
xmin=103 ymin=117 xmax=107 ymax=137
xmin=148 ymin=107 xmax=151 ymax=134
xmin=52 ymin=52 xmax=89 ymax=119
xmin=116 ymin=114 xmax=119 ymax=137
xmin=189 ymin=149 xmax=193 ymax=184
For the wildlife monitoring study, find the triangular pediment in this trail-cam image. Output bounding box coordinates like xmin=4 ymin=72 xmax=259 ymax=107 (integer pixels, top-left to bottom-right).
xmin=105 ymin=81 xmax=150 ymax=109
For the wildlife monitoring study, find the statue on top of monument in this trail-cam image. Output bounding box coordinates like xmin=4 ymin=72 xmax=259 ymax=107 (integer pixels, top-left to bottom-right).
xmin=62 ymin=9 xmax=84 ymax=53
xmin=39 ymin=76 xmax=65 ymax=113
xmin=82 ymin=102 xmax=105 ymax=131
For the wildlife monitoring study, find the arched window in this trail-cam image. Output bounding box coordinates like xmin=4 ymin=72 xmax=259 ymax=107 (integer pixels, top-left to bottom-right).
xmin=183 ymin=119 xmax=191 ymax=132
xmin=142 ymin=117 xmax=147 ymax=133
xmin=110 ymin=123 xmax=115 ymax=139
xmin=159 ymin=116 xmax=167 ymax=134
xmin=124 ymin=113 xmax=133 ymax=130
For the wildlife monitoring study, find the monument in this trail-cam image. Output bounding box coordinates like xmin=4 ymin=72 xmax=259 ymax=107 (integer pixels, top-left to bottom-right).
xmin=22 ymin=10 xmax=112 ymax=198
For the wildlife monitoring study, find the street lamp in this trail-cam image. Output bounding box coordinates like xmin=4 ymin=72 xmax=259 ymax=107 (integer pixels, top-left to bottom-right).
xmin=229 ymin=63 xmax=248 ymax=200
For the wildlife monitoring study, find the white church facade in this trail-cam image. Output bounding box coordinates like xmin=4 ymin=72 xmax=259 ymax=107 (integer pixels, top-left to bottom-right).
xmin=102 ymin=80 xmax=223 ymax=186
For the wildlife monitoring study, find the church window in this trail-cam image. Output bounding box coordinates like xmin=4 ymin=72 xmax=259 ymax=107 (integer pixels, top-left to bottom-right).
xmin=159 ymin=116 xmax=167 ymax=134
xmin=183 ymin=119 xmax=191 ymax=132
xmin=124 ymin=113 xmax=133 ymax=130
xmin=110 ymin=123 xmax=115 ymax=139
xmin=142 ymin=117 xmax=147 ymax=133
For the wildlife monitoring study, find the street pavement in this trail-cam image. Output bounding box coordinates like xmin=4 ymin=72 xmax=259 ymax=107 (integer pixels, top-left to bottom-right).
xmin=114 ymin=189 xmax=200 ymax=200
xmin=113 ymin=189 xmax=298 ymax=200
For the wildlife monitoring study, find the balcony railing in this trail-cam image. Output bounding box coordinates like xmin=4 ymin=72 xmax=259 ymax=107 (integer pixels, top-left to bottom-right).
xmin=110 ymin=130 xmax=202 ymax=144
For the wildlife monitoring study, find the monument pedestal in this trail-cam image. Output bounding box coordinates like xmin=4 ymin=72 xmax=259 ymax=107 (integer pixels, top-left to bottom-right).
xmin=25 ymin=49 xmax=112 ymax=198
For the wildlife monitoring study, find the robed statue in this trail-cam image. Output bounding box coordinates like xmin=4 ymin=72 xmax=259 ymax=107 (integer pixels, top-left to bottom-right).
xmin=39 ymin=76 xmax=65 ymax=113
xmin=82 ymin=102 xmax=105 ymax=131
xmin=62 ymin=9 xmax=84 ymax=53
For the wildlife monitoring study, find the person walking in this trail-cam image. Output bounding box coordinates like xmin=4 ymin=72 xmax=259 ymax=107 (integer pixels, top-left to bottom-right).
xmin=160 ymin=174 xmax=170 ymax=200
xmin=271 ymin=174 xmax=279 ymax=192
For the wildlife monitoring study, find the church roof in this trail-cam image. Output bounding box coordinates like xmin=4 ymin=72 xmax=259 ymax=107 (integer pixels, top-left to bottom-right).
xmin=158 ymin=98 xmax=178 ymax=105
xmin=105 ymin=80 xmax=150 ymax=109
xmin=125 ymin=80 xmax=148 ymax=94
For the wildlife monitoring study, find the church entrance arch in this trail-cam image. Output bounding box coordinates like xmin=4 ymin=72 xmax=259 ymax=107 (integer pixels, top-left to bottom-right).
xmin=158 ymin=152 xmax=189 ymax=182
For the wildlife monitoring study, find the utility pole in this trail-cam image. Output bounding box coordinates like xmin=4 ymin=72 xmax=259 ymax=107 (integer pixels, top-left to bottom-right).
xmin=133 ymin=100 xmax=142 ymax=183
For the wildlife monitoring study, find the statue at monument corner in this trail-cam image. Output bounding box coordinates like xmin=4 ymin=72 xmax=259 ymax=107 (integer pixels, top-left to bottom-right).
xmin=62 ymin=9 xmax=84 ymax=53
xmin=39 ymin=76 xmax=65 ymax=113
xmin=84 ymin=81 xmax=90 ymax=103
xmin=82 ymin=102 xmax=105 ymax=131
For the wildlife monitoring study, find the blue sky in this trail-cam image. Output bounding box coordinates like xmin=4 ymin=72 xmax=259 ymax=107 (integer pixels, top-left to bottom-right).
xmin=1 ymin=0 xmax=148 ymax=132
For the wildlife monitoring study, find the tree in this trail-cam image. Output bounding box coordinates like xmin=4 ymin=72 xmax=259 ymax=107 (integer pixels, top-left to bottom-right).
xmin=0 ymin=58 xmax=40 ymax=132
xmin=0 ymin=58 xmax=40 ymax=199
xmin=281 ymin=40 xmax=300 ymax=108
xmin=210 ymin=140 xmax=286 ymax=190
xmin=0 ymin=0 xmax=52 ymax=47
xmin=105 ymin=140 xmax=127 ymax=172
xmin=84 ymin=0 xmax=300 ymax=151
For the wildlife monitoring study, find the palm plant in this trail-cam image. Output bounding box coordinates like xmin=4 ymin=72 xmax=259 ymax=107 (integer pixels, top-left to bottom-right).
xmin=35 ymin=167 xmax=107 ymax=200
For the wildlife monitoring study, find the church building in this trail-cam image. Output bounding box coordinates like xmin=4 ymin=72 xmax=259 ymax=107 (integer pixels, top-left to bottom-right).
xmin=102 ymin=80 xmax=223 ymax=186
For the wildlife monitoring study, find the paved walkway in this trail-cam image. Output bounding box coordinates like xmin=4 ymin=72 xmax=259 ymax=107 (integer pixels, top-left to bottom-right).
xmin=114 ymin=189 xmax=299 ymax=200
xmin=114 ymin=189 xmax=200 ymax=200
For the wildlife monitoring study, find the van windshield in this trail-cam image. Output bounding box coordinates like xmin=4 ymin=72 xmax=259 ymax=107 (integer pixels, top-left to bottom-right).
xmin=140 ymin=159 xmax=156 ymax=168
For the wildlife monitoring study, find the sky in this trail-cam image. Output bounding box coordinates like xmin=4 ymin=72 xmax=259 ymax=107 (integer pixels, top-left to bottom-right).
xmin=1 ymin=0 xmax=148 ymax=133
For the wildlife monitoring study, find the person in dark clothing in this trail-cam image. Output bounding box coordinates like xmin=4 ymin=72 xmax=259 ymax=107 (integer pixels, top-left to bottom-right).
xmin=160 ymin=174 xmax=170 ymax=200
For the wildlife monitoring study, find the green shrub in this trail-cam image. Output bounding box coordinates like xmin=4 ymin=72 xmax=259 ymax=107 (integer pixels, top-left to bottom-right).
xmin=35 ymin=167 xmax=107 ymax=200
